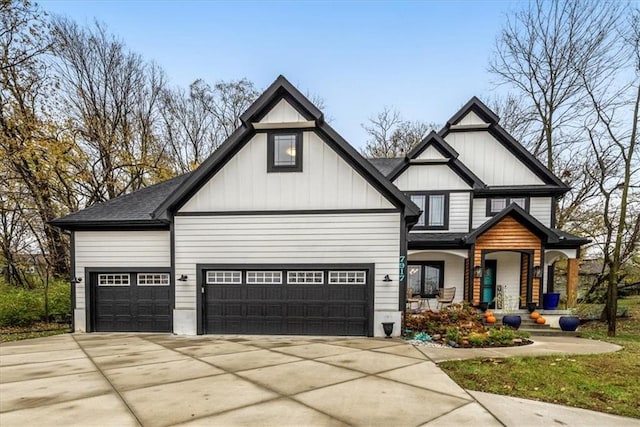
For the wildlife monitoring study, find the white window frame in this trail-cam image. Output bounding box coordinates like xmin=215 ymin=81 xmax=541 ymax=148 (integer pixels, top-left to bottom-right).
xmin=328 ymin=271 xmax=366 ymax=285
xmin=287 ymin=271 xmax=324 ymax=284
xmin=137 ymin=273 xmax=170 ymax=286
xmin=98 ymin=273 xmax=130 ymax=286
xmin=206 ymin=271 xmax=242 ymax=285
xmin=246 ymin=271 xmax=283 ymax=284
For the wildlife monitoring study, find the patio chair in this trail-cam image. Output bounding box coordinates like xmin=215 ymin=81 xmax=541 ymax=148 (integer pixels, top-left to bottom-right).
xmin=436 ymin=287 xmax=456 ymax=310
xmin=406 ymin=287 xmax=420 ymax=311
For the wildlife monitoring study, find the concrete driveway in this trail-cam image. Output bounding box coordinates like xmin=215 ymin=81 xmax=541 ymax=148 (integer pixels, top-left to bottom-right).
xmin=0 ymin=334 xmax=636 ymax=426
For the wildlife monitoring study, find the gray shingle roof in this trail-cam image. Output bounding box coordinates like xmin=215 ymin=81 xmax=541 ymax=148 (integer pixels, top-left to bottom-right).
xmin=367 ymin=158 xmax=404 ymax=177
xmin=50 ymin=173 xmax=191 ymax=228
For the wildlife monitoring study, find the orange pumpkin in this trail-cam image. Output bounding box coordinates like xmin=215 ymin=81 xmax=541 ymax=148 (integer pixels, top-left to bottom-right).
xmin=536 ymin=316 xmax=546 ymax=324
xmin=530 ymin=312 xmax=540 ymax=319
xmin=484 ymin=311 xmax=494 ymax=318
xmin=486 ymin=316 xmax=497 ymax=324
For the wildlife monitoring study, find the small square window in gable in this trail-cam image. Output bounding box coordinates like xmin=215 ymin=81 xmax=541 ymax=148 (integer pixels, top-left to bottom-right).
xmin=267 ymin=132 xmax=302 ymax=172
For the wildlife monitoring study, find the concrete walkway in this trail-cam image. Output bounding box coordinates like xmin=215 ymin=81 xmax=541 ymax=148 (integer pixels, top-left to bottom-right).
xmin=0 ymin=334 xmax=636 ymax=426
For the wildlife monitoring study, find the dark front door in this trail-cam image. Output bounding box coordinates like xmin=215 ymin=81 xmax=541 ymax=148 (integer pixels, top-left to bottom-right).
xmin=482 ymin=260 xmax=497 ymax=307
xmin=93 ymin=271 xmax=171 ymax=332
xmin=203 ymin=268 xmax=371 ymax=336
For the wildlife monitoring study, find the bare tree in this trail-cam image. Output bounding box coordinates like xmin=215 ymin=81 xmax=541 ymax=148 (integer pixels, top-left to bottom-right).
xmin=578 ymin=8 xmax=640 ymax=336
xmin=159 ymin=78 xmax=258 ymax=172
xmin=160 ymin=80 xmax=219 ymax=173
xmin=493 ymin=0 xmax=639 ymax=336
xmin=206 ymin=78 xmax=259 ymax=140
xmin=362 ymin=107 xmax=432 ymax=158
xmin=52 ymin=18 xmax=171 ymax=204
xmin=490 ymin=0 xmax=623 ymax=170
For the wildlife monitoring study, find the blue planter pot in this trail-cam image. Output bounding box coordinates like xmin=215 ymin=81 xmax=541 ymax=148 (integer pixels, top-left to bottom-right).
xmin=502 ymin=315 xmax=522 ymax=330
xmin=559 ymin=316 xmax=580 ymax=332
xmin=543 ymin=293 xmax=561 ymax=310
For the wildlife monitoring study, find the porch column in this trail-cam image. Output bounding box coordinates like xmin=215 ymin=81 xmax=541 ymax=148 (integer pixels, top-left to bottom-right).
xmin=566 ymin=258 xmax=579 ymax=308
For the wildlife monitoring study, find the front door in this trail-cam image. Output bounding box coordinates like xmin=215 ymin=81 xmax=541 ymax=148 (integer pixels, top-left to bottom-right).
xmin=482 ymin=260 xmax=497 ymax=307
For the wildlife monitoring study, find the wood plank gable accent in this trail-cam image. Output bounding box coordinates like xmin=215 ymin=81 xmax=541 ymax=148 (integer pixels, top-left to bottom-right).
xmin=472 ymin=216 xmax=541 ymax=305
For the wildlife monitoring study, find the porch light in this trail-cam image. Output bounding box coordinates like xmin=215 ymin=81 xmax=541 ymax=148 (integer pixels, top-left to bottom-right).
xmin=473 ymin=266 xmax=482 ymax=278
xmin=383 ymin=274 xmax=392 ymax=282
xmin=70 ymin=277 xmax=82 ymax=284
xmin=178 ymin=274 xmax=189 ymax=282
xmin=533 ymin=265 xmax=542 ymax=278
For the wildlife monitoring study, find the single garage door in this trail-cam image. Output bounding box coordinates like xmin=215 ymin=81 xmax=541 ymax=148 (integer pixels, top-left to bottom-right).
xmin=203 ymin=267 xmax=371 ymax=336
xmin=92 ymin=272 xmax=171 ymax=332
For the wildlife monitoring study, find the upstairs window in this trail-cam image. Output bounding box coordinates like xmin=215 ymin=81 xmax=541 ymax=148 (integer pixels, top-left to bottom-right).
xmin=486 ymin=197 xmax=529 ymax=216
xmin=267 ymin=132 xmax=302 ymax=172
xmin=410 ymin=193 xmax=449 ymax=230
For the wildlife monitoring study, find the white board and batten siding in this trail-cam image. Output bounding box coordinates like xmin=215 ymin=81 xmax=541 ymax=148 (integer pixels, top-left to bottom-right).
xmin=444 ymin=131 xmax=544 ymax=186
xmin=529 ymin=197 xmax=553 ymax=227
xmin=180 ymin=132 xmax=393 ymax=212
xmin=259 ymin=98 xmax=307 ymax=124
xmin=393 ymin=165 xmax=471 ymax=192
xmin=456 ymin=110 xmax=487 ymax=127
xmin=73 ymin=230 xmax=170 ymax=331
xmin=472 ymin=197 xmax=553 ymax=229
xmin=415 ymin=146 xmax=448 ymax=160
xmin=174 ymin=213 xmax=401 ymax=336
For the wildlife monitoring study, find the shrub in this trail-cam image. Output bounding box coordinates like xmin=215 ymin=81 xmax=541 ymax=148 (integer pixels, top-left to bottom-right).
xmin=446 ymin=327 xmax=461 ymax=343
xmin=468 ymin=332 xmax=488 ymax=347
xmin=0 ymin=285 xmax=43 ymax=326
xmin=0 ymin=280 xmax=71 ymax=326
xmin=486 ymin=327 xmax=516 ymax=346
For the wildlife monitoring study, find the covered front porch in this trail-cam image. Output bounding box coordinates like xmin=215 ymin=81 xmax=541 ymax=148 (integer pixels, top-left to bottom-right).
xmin=406 ymin=205 xmax=587 ymax=314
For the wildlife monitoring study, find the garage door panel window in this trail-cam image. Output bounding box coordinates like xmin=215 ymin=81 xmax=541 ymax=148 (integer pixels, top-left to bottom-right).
xmin=246 ymin=271 xmax=283 ymax=284
xmin=328 ymin=271 xmax=366 ymax=285
xmin=287 ymin=271 xmax=324 ymax=284
xmin=98 ymin=273 xmax=130 ymax=286
xmin=207 ymin=271 xmax=242 ymax=284
xmin=137 ymin=273 xmax=170 ymax=286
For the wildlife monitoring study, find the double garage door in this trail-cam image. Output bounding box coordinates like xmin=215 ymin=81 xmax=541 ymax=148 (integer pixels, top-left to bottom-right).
xmin=91 ymin=271 xmax=171 ymax=332
xmin=202 ymin=266 xmax=372 ymax=336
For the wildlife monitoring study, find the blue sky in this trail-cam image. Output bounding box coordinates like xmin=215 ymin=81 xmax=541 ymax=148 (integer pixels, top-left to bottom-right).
xmin=40 ymin=0 xmax=521 ymax=148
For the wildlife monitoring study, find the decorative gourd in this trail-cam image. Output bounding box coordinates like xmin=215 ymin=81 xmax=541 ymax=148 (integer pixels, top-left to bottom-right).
xmin=536 ymin=316 xmax=546 ymax=324
xmin=530 ymin=311 xmax=540 ymax=319
xmin=484 ymin=311 xmax=493 ymax=318
xmin=486 ymin=315 xmax=497 ymax=324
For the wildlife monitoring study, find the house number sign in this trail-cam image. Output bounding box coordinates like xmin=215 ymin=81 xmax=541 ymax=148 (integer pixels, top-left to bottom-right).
xmin=399 ymin=256 xmax=406 ymax=281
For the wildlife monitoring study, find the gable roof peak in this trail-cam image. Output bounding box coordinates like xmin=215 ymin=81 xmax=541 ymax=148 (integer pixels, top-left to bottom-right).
xmin=447 ymin=96 xmax=499 ymax=127
xmin=407 ymin=130 xmax=459 ymax=160
xmin=465 ymin=203 xmax=558 ymax=244
xmin=239 ymin=74 xmax=324 ymax=126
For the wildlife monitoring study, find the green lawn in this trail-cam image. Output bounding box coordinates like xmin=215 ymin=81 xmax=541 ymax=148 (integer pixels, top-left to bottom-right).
xmin=439 ymin=296 xmax=640 ymax=418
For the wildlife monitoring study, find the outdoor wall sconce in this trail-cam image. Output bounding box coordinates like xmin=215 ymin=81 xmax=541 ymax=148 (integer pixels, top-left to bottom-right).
xmin=533 ymin=265 xmax=542 ymax=278
xmin=70 ymin=277 xmax=82 ymax=284
xmin=178 ymin=274 xmax=188 ymax=282
xmin=474 ymin=266 xmax=483 ymax=278
xmin=382 ymin=274 xmax=392 ymax=282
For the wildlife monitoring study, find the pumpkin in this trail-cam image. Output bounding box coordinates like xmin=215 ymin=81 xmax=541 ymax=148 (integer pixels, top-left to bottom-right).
xmin=486 ymin=315 xmax=497 ymax=324
xmin=530 ymin=312 xmax=540 ymax=319
xmin=536 ymin=316 xmax=546 ymax=324
xmin=484 ymin=311 xmax=494 ymax=318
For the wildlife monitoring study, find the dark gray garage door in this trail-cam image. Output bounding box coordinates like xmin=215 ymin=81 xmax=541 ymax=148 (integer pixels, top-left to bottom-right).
xmin=203 ymin=267 xmax=371 ymax=336
xmin=92 ymin=272 xmax=171 ymax=332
